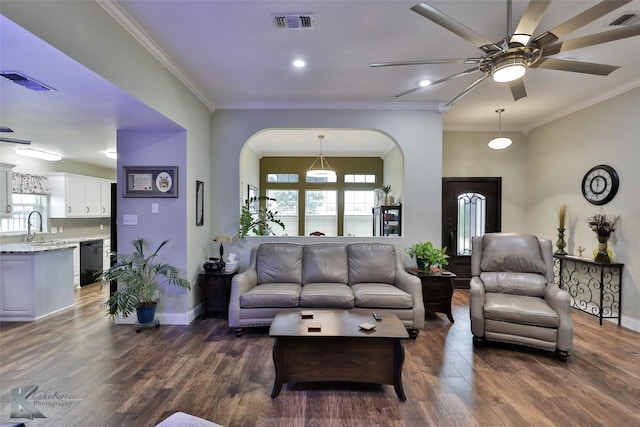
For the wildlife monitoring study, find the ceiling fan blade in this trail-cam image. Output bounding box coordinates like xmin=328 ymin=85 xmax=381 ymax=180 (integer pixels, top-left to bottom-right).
xmin=394 ymin=67 xmax=481 ymax=98
xmin=410 ymin=3 xmax=500 ymax=52
xmin=0 ymin=136 xmax=31 ymax=145
xmin=509 ymin=79 xmax=527 ymax=101
xmin=444 ymin=74 xmax=489 ymax=107
xmin=533 ymin=0 xmax=634 ymax=47
xmin=542 ymin=24 xmax=640 ymax=56
xmin=510 ymin=1 xmax=551 ymax=46
xmin=534 ymin=57 xmax=619 ymax=76
xmin=371 ymin=58 xmax=482 ymax=68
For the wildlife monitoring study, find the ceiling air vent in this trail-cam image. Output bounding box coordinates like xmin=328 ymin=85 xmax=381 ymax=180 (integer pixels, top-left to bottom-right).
xmin=609 ymin=12 xmax=640 ymax=26
xmin=0 ymin=71 xmax=56 ymax=91
xmin=271 ymin=13 xmax=314 ymax=29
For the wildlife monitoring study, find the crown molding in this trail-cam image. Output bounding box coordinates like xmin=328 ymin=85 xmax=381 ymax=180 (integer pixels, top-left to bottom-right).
xmin=523 ymin=77 xmax=640 ymax=133
xmin=96 ymin=0 xmax=216 ymax=112
xmin=216 ymin=101 xmax=449 ymax=112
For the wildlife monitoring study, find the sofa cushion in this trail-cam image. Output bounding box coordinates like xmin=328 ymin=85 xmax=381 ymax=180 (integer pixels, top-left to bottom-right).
xmin=484 ymin=293 xmax=559 ymax=327
xmin=480 ymin=233 xmax=546 ymax=274
xmin=299 ymin=283 xmax=354 ymax=308
xmin=351 ymin=283 xmax=413 ymax=309
xmin=240 ymin=283 xmax=301 ymax=308
xmin=480 ymin=272 xmax=547 ymax=297
xmin=257 ymin=243 xmax=303 ymax=284
xmin=347 ymin=243 xmax=396 ymax=285
xmin=302 ymin=243 xmax=348 ymax=284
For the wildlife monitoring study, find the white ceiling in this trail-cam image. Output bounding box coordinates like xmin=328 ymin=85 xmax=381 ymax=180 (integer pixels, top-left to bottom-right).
xmin=1 ymin=1 xmax=639 ymax=168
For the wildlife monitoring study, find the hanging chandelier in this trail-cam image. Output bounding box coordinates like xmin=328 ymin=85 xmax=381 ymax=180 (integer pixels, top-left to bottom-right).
xmin=307 ymin=135 xmax=336 ymax=179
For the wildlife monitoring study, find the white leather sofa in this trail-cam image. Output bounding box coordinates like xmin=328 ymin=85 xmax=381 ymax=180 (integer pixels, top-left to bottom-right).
xmin=228 ymin=242 xmax=425 ymax=338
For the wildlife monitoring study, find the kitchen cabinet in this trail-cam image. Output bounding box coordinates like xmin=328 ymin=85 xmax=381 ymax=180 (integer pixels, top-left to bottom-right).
xmin=0 ymin=163 xmax=15 ymax=218
xmin=49 ymin=173 xmax=114 ymax=218
xmin=0 ymin=247 xmax=74 ymax=321
xmin=73 ymin=243 xmax=80 ymax=288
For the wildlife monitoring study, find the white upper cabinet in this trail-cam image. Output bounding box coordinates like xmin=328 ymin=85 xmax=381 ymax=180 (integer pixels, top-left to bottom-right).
xmin=49 ymin=173 xmax=114 ymax=218
xmin=0 ymin=163 xmax=15 ymax=218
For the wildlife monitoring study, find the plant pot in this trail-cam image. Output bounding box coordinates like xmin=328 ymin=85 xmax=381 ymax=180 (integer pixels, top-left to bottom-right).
xmin=416 ymin=258 xmax=431 ymax=272
xmin=136 ymin=303 xmax=157 ymax=325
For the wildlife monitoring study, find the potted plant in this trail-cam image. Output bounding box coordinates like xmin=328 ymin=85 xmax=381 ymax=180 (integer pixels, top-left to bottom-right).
xmin=238 ymin=195 xmax=285 ymax=238
xmin=97 ymin=238 xmax=191 ymax=324
xmin=381 ymin=184 xmax=393 ymax=205
xmin=406 ymin=241 xmax=449 ymax=272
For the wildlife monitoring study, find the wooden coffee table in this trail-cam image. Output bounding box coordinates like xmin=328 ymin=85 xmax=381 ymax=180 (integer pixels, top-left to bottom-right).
xmin=269 ymin=309 xmax=409 ymax=400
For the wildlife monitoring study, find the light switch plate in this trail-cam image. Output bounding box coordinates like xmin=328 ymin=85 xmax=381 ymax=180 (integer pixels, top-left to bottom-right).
xmin=152 ymin=203 xmax=159 ymax=214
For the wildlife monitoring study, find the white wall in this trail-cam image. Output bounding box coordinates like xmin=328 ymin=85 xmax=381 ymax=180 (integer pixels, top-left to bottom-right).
xmin=526 ymin=87 xmax=640 ymax=330
xmin=383 ymin=145 xmax=404 ymax=205
xmin=211 ymin=108 xmax=443 ymax=266
xmin=443 ymin=131 xmax=529 ymax=233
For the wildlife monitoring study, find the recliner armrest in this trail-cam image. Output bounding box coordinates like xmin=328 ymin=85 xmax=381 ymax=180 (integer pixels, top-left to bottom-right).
xmin=469 ymin=276 xmax=486 ymax=337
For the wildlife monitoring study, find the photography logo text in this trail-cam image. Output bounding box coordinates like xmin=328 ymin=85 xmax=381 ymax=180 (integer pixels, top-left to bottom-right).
xmin=10 ymin=385 xmax=82 ymax=420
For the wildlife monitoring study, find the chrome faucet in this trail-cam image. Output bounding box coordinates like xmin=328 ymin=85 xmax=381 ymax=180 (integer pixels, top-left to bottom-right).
xmin=27 ymin=210 xmax=43 ymax=242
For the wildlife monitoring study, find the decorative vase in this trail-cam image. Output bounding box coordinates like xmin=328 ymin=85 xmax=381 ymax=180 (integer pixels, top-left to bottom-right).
xmin=594 ymin=236 xmax=611 ymax=264
xmin=555 ymin=227 xmax=567 ymax=255
xmin=136 ymin=303 xmax=157 ymax=325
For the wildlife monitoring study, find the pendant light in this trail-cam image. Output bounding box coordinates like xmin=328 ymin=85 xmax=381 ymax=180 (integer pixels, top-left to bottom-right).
xmin=488 ymin=109 xmax=512 ymax=150
xmin=307 ymin=135 xmax=336 ymax=179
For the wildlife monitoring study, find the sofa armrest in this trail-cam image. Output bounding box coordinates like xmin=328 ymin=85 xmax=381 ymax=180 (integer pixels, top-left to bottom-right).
xmin=469 ymin=277 xmax=486 ymax=337
xmin=394 ymin=253 xmax=424 ymax=329
xmin=545 ymin=284 xmax=573 ymax=352
xmin=227 ymin=268 xmax=258 ymax=328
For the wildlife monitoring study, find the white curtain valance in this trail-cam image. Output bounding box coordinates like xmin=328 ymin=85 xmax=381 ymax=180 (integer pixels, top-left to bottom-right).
xmin=12 ymin=172 xmax=51 ymax=195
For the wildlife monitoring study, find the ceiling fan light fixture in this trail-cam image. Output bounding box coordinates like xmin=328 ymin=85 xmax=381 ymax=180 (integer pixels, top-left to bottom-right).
xmin=492 ymin=55 xmax=527 ymax=82
xmin=488 ymin=108 xmax=512 ymax=150
xmin=16 ymin=147 xmax=62 ymax=161
xmin=307 ymin=135 xmax=336 ymax=179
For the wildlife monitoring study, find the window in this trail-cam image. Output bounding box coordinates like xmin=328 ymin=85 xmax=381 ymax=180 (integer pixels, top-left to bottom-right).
xmin=0 ymin=194 xmax=47 ymax=233
xmin=343 ymin=190 xmax=374 ymax=236
xmin=344 ymin=174 xmax=376 ymax=183
xmin=266 ymin=189 xmax=298 ymax=236
xmin=306 ymin=175 xmax=337 ymax=183
xmin=305 ymin=190 xmax=337 ymax=236
xmin=267 ymin=173 xmax=298 ymax=183
xmin=457 ymin=192 xmax=486 ymax=256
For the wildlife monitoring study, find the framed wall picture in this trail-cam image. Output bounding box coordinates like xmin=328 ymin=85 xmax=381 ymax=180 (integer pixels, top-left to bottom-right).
xmin=196 ymin=180 xmax=204 ymax=226
xmin=123 ymin=166 xmax=178 ymax=198
xmin=248 ymin=184 xmax=258 ymax=213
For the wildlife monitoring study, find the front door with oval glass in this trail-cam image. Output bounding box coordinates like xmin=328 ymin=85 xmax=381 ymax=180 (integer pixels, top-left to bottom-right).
xmin=442 ymin=178 xmax=501 ymax=288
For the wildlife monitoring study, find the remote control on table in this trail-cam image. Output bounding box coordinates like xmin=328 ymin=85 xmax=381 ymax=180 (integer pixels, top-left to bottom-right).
xmin=372 ymin=312 xmax=382 ymax=321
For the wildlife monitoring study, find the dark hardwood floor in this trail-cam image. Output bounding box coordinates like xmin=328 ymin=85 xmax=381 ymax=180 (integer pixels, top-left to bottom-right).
xmin=1 ymin=283 xmax=639 ymax=427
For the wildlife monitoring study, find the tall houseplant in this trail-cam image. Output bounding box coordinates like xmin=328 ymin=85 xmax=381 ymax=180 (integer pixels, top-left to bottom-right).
xmin=238 ymin=196 xmax=285 ymax=238
xmin=406 ymin=241 xmax=449 ymax=272
xmin=97 ymin=238 xmax=191 ymax=324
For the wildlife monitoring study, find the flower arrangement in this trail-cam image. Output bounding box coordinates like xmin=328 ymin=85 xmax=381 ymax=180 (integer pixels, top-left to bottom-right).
xmin=557 ymin=204 xmax=568 ymax=229
xmin=585 ymin=210 xmax=619 ymax=238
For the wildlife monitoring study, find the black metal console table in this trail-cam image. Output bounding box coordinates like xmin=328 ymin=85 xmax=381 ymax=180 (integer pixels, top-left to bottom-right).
xmin=553 ymin=255 xmax=623 ymax=325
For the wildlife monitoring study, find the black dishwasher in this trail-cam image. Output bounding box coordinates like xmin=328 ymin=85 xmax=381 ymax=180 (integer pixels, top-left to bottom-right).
xmin=80 ymin=239 xmax=104 ymax=286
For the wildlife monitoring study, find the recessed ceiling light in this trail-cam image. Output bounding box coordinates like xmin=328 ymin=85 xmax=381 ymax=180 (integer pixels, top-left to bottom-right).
xmin=16 ymin=147 xmax=62 ymax=161
xmin=106 ymin=151 xmax=117 ymax=159
xmin=418 ymin=80 xmax=431 ymax=87
xmin=292 ymin=59 xmax=306 ymax=68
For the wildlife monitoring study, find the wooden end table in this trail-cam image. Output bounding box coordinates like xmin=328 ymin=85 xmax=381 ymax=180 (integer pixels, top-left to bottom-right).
xmin=269 ymin=309 xmax=409 ymax=400
xmin=408 ymin=269 xmax=455 ymax=322
xmin=197 ymin=268 xmax=238 ymax=319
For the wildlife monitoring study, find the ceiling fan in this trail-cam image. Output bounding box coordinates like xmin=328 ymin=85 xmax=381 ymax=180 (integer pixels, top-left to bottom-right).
xmin=371 ymin=0 xmax=640 ymax=106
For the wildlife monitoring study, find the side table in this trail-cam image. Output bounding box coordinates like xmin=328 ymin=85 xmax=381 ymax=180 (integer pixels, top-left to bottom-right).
xmin=197 ymin=268 xmax=238 ymax=319
xmin=407 ymin=269 xmax=455 ymax=322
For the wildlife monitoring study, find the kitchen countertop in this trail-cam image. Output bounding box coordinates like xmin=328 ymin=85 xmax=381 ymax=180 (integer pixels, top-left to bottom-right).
xmin=0 ymin=236 xmax=108 ymax=254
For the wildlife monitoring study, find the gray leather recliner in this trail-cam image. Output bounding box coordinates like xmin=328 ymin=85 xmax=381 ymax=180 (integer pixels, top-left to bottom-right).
xmin=470 ymin=233 xmax=573 ymax=361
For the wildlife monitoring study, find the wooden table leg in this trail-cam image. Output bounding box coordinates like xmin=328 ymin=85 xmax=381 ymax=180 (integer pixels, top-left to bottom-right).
xmin=393 ymin=339 xmax=406 ymax=401
xmin=271 ymin=338 xmax=283 ymax=398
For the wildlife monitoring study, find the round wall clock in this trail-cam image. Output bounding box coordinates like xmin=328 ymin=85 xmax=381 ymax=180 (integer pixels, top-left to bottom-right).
xmin=581 ymin=164 xmax=619 ymax=205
